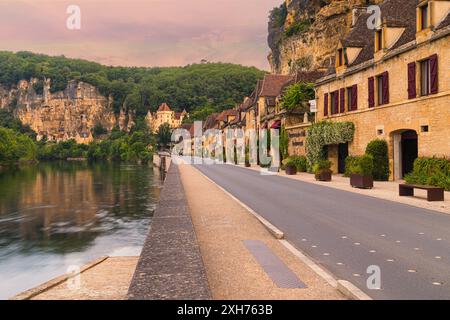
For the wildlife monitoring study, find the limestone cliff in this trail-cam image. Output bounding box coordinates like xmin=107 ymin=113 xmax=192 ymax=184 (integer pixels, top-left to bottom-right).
xmin=0 ymin=79 xmax=129 ymax=143
xmin=268 ymin=0 xmax=384 ymax=75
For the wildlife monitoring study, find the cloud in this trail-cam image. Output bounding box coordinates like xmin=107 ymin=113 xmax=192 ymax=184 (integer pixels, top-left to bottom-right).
xmin=0 ymin=0 xmax=281 ymax=70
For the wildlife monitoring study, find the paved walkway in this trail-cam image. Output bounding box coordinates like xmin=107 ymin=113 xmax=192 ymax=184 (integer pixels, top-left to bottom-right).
xmin=244 ymin=165 xmax=450 ymax=214
xmin=179 ymin=163 xmax=344 ymax=300
xmin=13 ymin=257 xmax=138 ymax=300
xmin=194 ymin=163 xmax=450 ymax=299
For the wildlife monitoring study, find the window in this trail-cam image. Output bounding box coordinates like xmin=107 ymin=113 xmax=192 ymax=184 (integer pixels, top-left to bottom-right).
xmin=420 ymin=4 xmax=429 ymax=30
xmin=337 ymin=49 xmax=345 ymax=67
xmin=376 ymin=30 xmax=383 ymax=51
xmin=377 ymin=75 xmax=384 ymax=105
xmin=347 ymin=87 xmax=353 ymax=111
xmin=420 ymin=59 xmax=431 ymax=96
xmin=330 ymin=92 xmax=337 ymax=114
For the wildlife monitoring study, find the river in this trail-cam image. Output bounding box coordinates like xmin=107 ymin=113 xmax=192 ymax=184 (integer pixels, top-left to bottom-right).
xmin=0 ymin=161 xmax=163 ymax=299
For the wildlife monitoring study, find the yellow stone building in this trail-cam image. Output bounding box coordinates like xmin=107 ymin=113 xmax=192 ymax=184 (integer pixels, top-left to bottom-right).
xmin=315 ymin=0 xmax=450 ymax=180
xmin=146 ymin=103 xmax=188 ymax=133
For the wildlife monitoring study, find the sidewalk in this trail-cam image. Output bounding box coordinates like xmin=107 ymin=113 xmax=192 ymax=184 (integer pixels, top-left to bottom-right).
xmin=12 ymin=257 xmax=138 ymax=300
xmin=179 ymin=163 xmax=344 ymax=300
xmin=243 ymin=165 xmax=450 ymax=214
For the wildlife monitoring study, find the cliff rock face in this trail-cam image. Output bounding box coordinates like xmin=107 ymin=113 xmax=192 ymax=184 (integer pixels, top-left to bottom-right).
xmin=0 ymin=79 xmax=120 ymax=143
xmin=268 ymin=0 xmax=383 ymax=75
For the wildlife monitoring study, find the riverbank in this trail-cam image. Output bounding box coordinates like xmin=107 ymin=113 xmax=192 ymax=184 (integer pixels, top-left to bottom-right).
xmin=11 ymin=257 xmax=138 ymax=300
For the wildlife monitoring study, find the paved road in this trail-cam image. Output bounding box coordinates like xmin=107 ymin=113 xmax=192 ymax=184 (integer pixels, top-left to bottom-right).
xmin=194 ymin=163 xmax=450 ymax=300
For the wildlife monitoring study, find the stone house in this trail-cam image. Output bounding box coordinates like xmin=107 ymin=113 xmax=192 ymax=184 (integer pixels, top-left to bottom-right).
xmin=315 ymin=0 xmax=450 ymax=180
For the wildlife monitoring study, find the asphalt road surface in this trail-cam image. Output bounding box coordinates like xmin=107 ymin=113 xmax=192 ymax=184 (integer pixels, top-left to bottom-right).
xmin=194 ymin=163 xmax=450 ymax=300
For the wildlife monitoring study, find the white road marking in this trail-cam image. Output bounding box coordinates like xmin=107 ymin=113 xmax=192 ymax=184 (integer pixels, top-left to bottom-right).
xmin=435 ymin=256 xmax=442 ymax=259
xmin=353 ymin=273 xmax=361 ymax=277
xmin=323 ymin=253 xmax=330 ymax=256
xmin=337 ymin=262 xmax=344 ymax=266
xmin=414 ymin=248 xmax=420 ymax=251
xmin=387 ymin=259 xmax=395 ymax=262
xmin=354 ymin=242 xmax=361 ymax=246
xmin=408 ymin=269 xmax=417 ymax=273
xmin=369 ymin=250 xmax=376 ymax=253
xmin=396 ymin=240 xmax=401 ymax=243
xmin=341 ymin=236 xmax=348 ymax=239
xmin=432 ymin=282 xmax=443 ymax=286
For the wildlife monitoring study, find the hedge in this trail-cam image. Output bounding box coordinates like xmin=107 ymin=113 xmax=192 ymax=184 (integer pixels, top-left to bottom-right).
xmin=365 ymin=139 xmax=390 ymax=181
xmin=405 ymin=157 xmax=450 ymax=191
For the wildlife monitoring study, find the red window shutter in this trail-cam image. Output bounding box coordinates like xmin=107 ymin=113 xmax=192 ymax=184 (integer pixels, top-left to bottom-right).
xmin=382 ymin=71 xmax=390 ymax=104
xmin=324 ymin=93 xmax=328 ymax=116
xmin=430 ymin=54 xmax=438 ymax=94
xmin=333 ymin=90 xmax=339 ymax=114
xmin=340 ymin=88 xmax=345 ymax=113
xmin=368 ymin=77 xmax=375 ymax=108
xmin=351 ymin=85 xmax=358 ymax=111
xmin=407 ymin=62 xmax=416 ymax=99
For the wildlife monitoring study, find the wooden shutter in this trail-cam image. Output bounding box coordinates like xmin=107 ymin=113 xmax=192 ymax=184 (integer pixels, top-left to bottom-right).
xmin=333 ymin=91 xmax=339 ymax=114
xmin=407 ymin=62 xmax=416 ymax=99
xmin=351 ymin=85 xmax=358 ymax=111
xmin=340 ymin=88 xmax=345 ymax=113
xmin=430 ymin=54 xmax=438 ymax=94
xmin=368 ymin=77 xmax=375 ymax=108
xmin=324 ymin=93 xmax=328 ymax=116
xmin=382 ymin=71 xmax=390 ymax=105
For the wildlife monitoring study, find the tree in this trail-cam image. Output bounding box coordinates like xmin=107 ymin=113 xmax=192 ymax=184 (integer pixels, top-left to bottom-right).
xmin=156 ymin=123 xmax=172 ymax=150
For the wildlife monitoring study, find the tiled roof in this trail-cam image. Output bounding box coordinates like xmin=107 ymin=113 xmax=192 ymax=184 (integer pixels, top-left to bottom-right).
xmin=328 ymin=0 xmax=421 ymax=74
xmin=157 ymin=103 xmax=171 ymax=112
xmin=259 ymin=74 xmax=294 ymax=97
xmin=216 ymin=109 xmax=238 ymax=122
xmin=203 ymin=113 xmax=220 ymax=130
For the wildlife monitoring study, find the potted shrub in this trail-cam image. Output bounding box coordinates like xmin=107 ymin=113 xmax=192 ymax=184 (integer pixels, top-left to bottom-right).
xmin=313 ymin=160 xmax=333 ymax=181
xmin=348 ymin=155 xmax=374 ymax=189
xmin=284 ymin=159 xmax=297 ymax=175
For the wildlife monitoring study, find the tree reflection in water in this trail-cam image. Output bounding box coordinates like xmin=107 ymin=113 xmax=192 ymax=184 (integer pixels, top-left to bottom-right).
xmin=0 ymin=161 xmax=163 ymax=299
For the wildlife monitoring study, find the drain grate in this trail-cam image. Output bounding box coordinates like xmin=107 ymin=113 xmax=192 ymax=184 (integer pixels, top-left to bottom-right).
xmin=243 ymin=240 xmax=307 ymax=289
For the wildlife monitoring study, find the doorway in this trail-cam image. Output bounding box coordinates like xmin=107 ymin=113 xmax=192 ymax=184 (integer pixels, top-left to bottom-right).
xmin=338 ymin=143 xmax=349 ymax=174
xmin=401 ymin=130 xmax=418 ymax=177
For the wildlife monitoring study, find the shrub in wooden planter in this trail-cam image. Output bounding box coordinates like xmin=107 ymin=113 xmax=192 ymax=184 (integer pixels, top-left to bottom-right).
xmin=284 ymin=162 xmax=297 ymax=175
xmin=313 ymin=160 xmax=332 ymax=182
xmin=346 ymin=155 xmax=374 ymax=189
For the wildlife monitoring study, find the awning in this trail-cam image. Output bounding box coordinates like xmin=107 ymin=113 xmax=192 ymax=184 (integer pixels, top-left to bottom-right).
xmin=270 ymin=120 xmax=281 ymax=129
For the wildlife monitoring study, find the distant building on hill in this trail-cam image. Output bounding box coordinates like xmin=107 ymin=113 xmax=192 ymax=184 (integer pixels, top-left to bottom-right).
xmin=146 ymin=103 xmax=189 ymax=133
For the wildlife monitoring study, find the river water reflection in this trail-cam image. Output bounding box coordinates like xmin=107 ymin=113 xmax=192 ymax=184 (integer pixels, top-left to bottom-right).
xmin=0 ymin=161 xmax=163 ymax=299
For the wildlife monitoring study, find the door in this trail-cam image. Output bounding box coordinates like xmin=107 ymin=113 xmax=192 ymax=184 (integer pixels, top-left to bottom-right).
xmin=338 ymin=143 xmax=349 ymax=174
xmin=401 ymin=130 xmax=418 ymax=177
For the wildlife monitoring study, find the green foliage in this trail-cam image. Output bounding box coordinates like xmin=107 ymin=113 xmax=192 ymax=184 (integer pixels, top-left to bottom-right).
xmin=365 ymin=139 xmax=389 ymax=181
xmin=92 ymin=123 xmax=108 ymax=138
xmin=312 ymin=159 xmax=332 ymax=174
xmin=0 ymin=127 xmax=37 ymax=164
xmin=282 ymin=155 xmax=308 ymax=172
xmin=345 ymin=155 xmax=374 ymax=177
xmin=156 ymin=123 xmax=172 ymax=150
xmin=306 ymin=121 xmax=355 ymax=166
xmin=280 ymin=82 xmax=314 ymax=112
xmin=404 ymin=157 xmax=450 ymax=191
xmin=37 ymin=139 xmax=88 ymax=160
xmin=270 ymin=3 xmax=288 ymax=28
xmin=280 ymin=125 xmax=289 ymax=160
xmin=0 ymin=109 xmax=36 ymax=139
xmin=284 ymin=19 xmax=311 ymax=37
xmin=0 ymin=51 xmax=265 ymax=116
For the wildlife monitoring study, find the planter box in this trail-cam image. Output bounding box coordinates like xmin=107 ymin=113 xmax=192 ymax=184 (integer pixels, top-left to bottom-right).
xmin=245 ymin=161 xmax=251 ymax=168
xmin=350 ymin=174 xmax=374 ymax=189
xmin=285 ymin=165 xmax=297 ymax=175
xmin=315 ymin=170 xmax=332 ymax=181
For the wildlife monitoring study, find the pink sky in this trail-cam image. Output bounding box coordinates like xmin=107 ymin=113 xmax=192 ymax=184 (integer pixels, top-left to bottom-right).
xmin=0 ymin=0 xmax=281 ymax=70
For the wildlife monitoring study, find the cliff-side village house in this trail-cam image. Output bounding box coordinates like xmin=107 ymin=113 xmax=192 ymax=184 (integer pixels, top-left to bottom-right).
xmin=199 ymin=0 xmax=449 ymax=181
